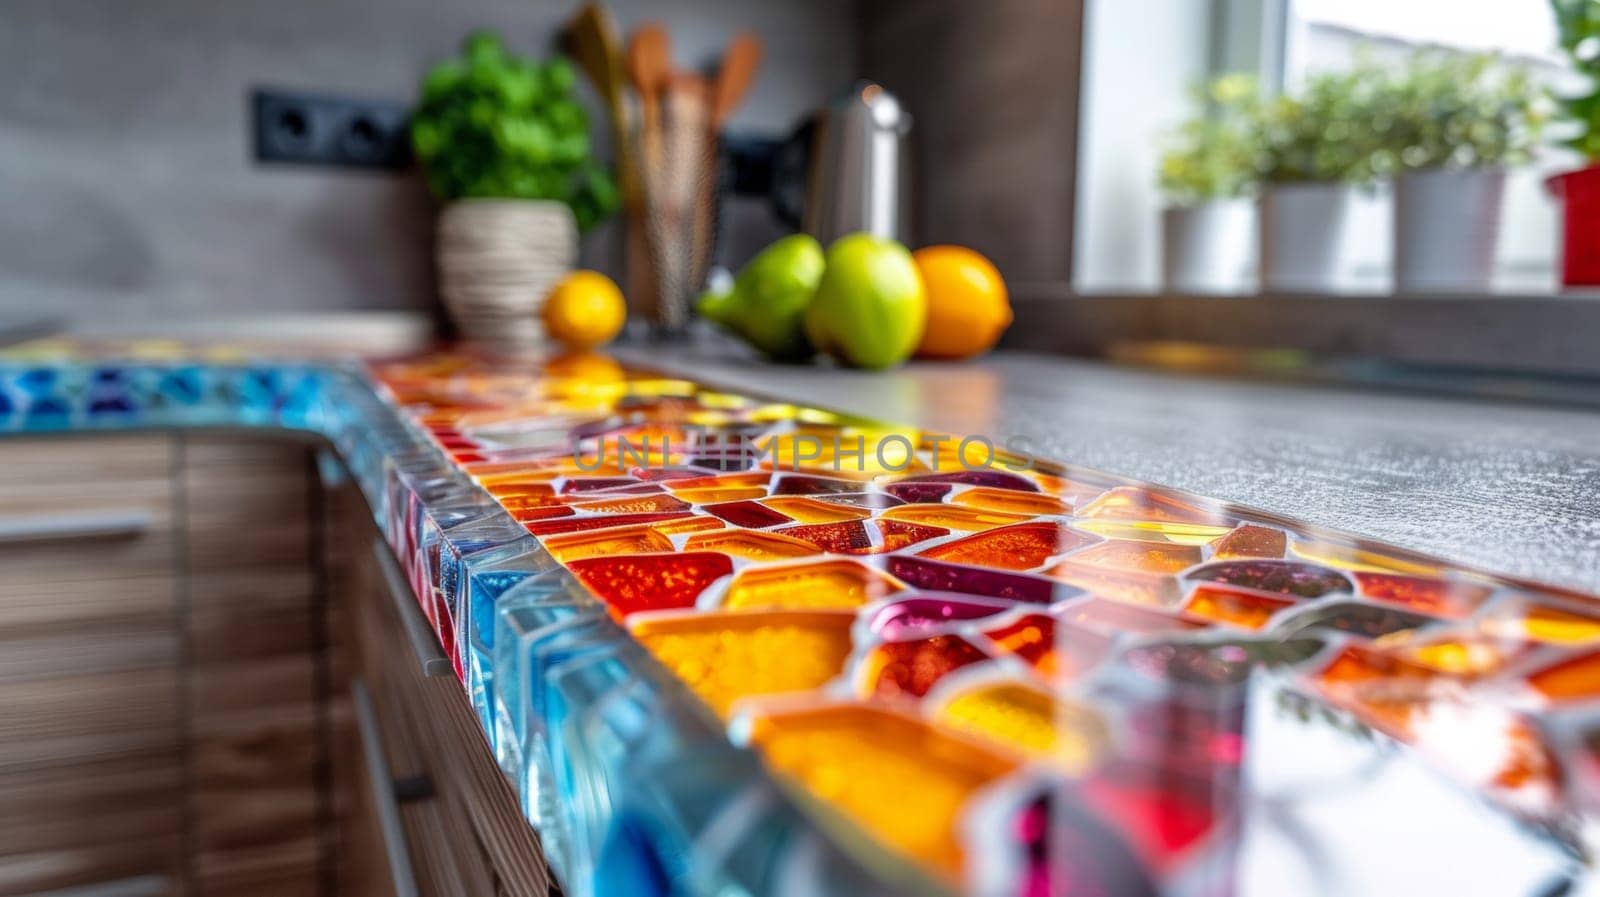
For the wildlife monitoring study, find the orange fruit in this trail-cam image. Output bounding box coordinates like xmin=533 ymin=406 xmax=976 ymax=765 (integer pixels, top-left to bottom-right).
xmin=911 ymin=246 xmax=1011 ymax=359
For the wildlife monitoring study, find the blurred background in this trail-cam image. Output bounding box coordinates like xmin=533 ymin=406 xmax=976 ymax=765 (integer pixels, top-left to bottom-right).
xmin=0 ymin=0 xmax=1594 ymax=376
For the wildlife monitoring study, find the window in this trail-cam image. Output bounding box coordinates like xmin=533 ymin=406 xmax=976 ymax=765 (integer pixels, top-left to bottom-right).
xmin=1286 ymin=0 xmax=1567 ymax=292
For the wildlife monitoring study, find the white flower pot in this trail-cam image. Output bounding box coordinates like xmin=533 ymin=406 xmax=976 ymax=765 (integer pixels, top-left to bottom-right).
xmin=1161 ymin=199 xmax=1256 ymax=294
xmin=437 ymin=199 xmax=577 ymax=347
xmin=1258 ymin=182 xmax=1354 ymax=293
xmin=1393 ymin=167 xmax=1505 ymax=294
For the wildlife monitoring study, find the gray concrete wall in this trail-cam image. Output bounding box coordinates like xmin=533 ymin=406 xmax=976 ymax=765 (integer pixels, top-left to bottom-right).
xmin=0 ymin=0 xmax=856 ymax=326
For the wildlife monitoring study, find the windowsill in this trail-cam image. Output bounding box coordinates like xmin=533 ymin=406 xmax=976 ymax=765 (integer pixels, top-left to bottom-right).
xmin=1006 ymin=284 xmax=1600 ymax=377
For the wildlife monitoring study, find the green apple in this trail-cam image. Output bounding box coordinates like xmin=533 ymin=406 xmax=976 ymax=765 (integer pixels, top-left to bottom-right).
xmin=697 ymin=234 xmax=825 ymax=361
xmin=804 ymin=233 xmax=926 ymax=369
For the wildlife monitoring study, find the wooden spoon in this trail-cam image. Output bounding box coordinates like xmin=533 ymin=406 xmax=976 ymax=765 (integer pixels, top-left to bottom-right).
xmin=711 ymin=32 xmax=763 ymax=129
xmin=626 ymin=23 xmax=673 ymax=327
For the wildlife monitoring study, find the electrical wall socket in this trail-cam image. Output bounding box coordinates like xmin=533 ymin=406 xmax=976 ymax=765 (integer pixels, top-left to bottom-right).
xmin=252 ymin=87 xmax=410 ymax=171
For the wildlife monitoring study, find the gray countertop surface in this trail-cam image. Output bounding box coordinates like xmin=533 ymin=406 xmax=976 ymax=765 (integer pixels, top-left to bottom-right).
xmin=613 ymin=341 xmax=1600 ymax=596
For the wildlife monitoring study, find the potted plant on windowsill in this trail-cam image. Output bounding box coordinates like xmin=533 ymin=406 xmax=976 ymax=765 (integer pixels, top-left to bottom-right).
xmin=1375 ymin=53 xmax=1543 ymax=294
xmin=1253 ymin=67 xmax=1382 ymax=293
xmin=1157 ymin=74 xmax=1260 ymax=294
xmin=411 ymin=30 xmax=619 ymax=346
xmin=1548 ymin=0 xmax=1600 ymax=287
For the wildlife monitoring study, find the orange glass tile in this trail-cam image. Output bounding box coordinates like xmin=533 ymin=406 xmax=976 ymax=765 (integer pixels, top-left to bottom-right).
xmin=1209 ymin=524 xmax=1288 ymax=559
xmin=1056 ymin=539 xmax=1201 ymax=575
xmin=1077 ymin=486 xmax=1232 ymax=526
xmin=721 ymin=559 xmax=904 ymax=611
xmin=1025 ymin=472 xmax=1110 ymax=505
xmin=525 ymin=511 xmax=693 ymax=536
xmin=776 ymin=520 xmax=947 ymax=556
xmin=565 ymin=551 xmax=733 ymax=615
xmin=1481 ymin=600 xmax=1600 ymax=645
xmin=918 ymin=521 xmax=1096 ymax=571
xmin=950 ymin=487 xmax=1069 ymax=516
xmin=1354 ymin=572 xmax=1492 ymax=619
xmin=1387 ymin=633 xmax=1529 ymax=678
xmin=1317 ymin=645 xmax=1443 ymax=690
xmin=760 ymin=496 xmax=872 ymax=523
xmin=1183 ymin=586 xmax=1295 ymax=630
xmin=650 ymin=515 xmax=726 ymax=536
xmin=512 ymin=506 xmax=576 ymax=523
xmin=570 ymin=493 xmax=692 ymax=515
xmin=1527 ymin=650 xmax=1600 ymax=703
xmin=858 ymin=634 xmax=992 ymax=699
xmin=663 ymin=470 xmax=775 ymax=490
xmin=935 ymin=681 xmax=1107 ymax=772
xmin=743 ymin=703 xmax=1018 ymax=878
xmin=880 ymin=504 xmax=1033 ymax=532
xmin=543 ymin=525 xmax=675 ymax=562
xmin=669 ymin=485 xmax=769 ymax=504
xmin=684 ymin=528 xmax=822 ymax=561
xmin=629 ymin=610 xmax=856 ymax=717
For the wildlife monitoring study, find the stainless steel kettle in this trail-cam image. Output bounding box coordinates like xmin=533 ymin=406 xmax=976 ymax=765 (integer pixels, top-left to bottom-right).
xmin=764 ymin=82 xmax=914 ymax=245
xmin=803 ymin=82 xmax=914 ymax=244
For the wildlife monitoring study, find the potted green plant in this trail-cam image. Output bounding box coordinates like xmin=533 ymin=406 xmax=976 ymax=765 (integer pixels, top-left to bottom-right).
xmin=1548 ymin=0 xmax=1600 ymax=287
xmin=1158 ymin=74 xmax=1260 ymax=294
xmin=1253 ymin=66 xmax=1384 ymax=292
xmin=411 ymin=30 xmax=619 ymax=346
xmin=1374 ymin=52 xmax=1543 ymax=293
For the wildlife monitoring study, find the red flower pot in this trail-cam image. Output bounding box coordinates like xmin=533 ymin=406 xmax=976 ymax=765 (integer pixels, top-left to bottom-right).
xmin=1549 ymin=165 xmax=1600 ymax=287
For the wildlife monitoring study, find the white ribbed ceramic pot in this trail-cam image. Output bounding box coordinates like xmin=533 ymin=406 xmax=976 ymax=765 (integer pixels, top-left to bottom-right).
xmin=1161 ymin=199 xmax=1255 ymax=294
xmin=437 ymin=199 xmax=577 ymax=347
xmin=1393 ymin=167 xmax=1506 ymax=294
xmin=1258 ymin=182 xmax=1354 ymax=293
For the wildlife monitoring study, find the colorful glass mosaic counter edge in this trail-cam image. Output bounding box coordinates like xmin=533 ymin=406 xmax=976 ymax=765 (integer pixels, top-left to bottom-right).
xmin=0 ymin=352 xmax=942 ymax=897
xmin=3 ymin=348 xmax=1596 ymax=897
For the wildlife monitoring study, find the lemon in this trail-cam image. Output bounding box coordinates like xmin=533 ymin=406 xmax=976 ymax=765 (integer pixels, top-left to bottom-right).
xmin=542 ymin=270 xmax=626 ymax=348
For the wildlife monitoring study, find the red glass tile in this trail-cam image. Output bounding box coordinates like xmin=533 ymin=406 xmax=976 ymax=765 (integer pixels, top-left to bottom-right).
xmin=886 ymin=556 xmax=1063 ymax=604
xmin=1354 ymin=572 xmax=1492 ymax=619
xmin=566 ymin=551 xmax=733 ymax=615
xmin=860 ymin=634 xmax=993 ymax=699
xmin=704 ymin=499 xmax=794 ymax=528
xmin=1188 ymin=560 xmax=1352 ymax=599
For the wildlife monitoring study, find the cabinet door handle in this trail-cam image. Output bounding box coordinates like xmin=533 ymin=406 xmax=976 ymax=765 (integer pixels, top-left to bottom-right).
xmin=352 ymin=679 xmax=421 ymax=897
xmin=371 ymin=539 xmax=453 ymax=678
xmin=0 ymin=511 xmax=153 ymax=545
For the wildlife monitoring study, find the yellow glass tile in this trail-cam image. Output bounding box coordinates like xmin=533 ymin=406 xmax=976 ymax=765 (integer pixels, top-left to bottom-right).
xmin=1073 ymin=519 xmax=1232 ymax=545
xmin=630 ymin=610 xmax=855 ymax=717
xmin=1291 ymin=540 xmax=1438 ymax=575
xmin=1077 ymin=486 xmax=1232 ymax=526
xmin=684 ymin=529 xmax=822 ymax=561
xmin=950 ymin=487 xmax=1068 ymax=516
xmin=1482 ymin=603 xmax=1600 ymax=645
xmin=671 ymin=485 xmax=770 ymax=504
xmin=880 ymin=504 xmax=1032 ymax=532
xmin=544 ymin=525 xmax=675 ymax=562
xmin=936 ymin=682 xmax=1107 ymax=773
xmin=760 ymin=497 xmax=872 ymax=523
xmin=745 ymin=703 xmax=1017 ymax=878
xmin=722 ymin=559 xmax=903 ymax=610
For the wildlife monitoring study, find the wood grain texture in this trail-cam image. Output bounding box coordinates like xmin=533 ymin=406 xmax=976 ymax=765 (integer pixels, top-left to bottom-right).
xmin=858 ymin=0 xmax=1084 ymax=282
xmin=179 ymin=434 xmax=328 ymax=897
xmin=0 ymin=433 xmax=184 ymax=895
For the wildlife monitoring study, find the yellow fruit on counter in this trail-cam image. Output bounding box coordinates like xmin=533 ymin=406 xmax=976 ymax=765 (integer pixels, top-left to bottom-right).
xmin=542 ymin=270 xmax=626 ymax=348
xmin=911 ymin=246 xmax=1011 ymax=360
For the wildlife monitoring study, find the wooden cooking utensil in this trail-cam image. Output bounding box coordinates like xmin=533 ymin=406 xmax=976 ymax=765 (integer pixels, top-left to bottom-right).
xmin=655 ymin=73 xmax=711 ymax=333
xmin=711 ymin=32 xmax=763 ymax=129
xmin=625 ymin=23 xmax=674 ymax=327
